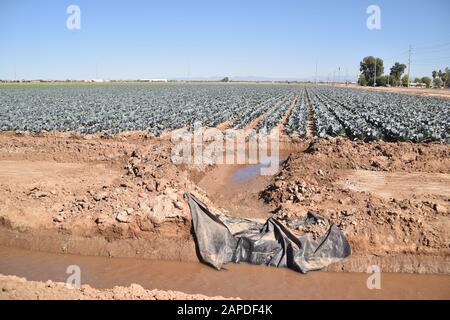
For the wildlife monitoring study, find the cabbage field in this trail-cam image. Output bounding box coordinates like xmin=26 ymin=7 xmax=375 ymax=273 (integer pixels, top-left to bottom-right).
xmin=308 ymin=87 xmax=450 ymax=142
xmin=0 ymin=83 xmax=448 ymax=143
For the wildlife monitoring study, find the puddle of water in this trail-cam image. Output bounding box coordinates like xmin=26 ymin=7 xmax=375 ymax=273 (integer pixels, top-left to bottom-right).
xmin=232 ymin=155 xmax=281 ymax=184
xmin=0 ymin=245 xmax=449 ymax=299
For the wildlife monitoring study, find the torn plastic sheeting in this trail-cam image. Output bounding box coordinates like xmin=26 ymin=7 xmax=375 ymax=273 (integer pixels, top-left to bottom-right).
xmin=185 ymin=192 xmax=351 ymax=273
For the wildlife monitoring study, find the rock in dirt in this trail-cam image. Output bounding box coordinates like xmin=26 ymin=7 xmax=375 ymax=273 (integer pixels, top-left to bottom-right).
xmin=139 ymin=194 xmax=187 ymax=224
xmin=95 ymin=214 xmax=109 ymax=225
xmin=53 ymin=214 xmax=65 ymax=223
xmin=116 ymin=211 xmax=129 ymax=223
xmin=433 ymin=203 xmax=447 ymax=215
xmin=92 ymin=191 xmax=108 ymax=201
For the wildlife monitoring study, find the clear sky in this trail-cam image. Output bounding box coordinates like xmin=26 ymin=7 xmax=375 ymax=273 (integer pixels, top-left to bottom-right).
xmin=0 ymin=0 xmax=449 ymax=80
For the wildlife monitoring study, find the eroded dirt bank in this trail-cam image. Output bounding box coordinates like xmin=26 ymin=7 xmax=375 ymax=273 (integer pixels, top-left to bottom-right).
xmin=0 ymin=132 xmax=449 ymax=276
xmin=0 ymin=274 xmax=232 ymax=300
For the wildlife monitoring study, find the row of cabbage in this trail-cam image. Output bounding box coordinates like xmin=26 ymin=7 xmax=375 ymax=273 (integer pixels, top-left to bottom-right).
xmin=285 ymin=90 xmax=308 ymax=137
xmin=0 ymin=84 xmax=299 ymax=136
xmin=308 ymin=86 xmax=449 ymax=143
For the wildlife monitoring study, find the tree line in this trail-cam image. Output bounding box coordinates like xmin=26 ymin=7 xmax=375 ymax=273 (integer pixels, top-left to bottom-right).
xmin=358 ymin=56 xmax=449 ymax=89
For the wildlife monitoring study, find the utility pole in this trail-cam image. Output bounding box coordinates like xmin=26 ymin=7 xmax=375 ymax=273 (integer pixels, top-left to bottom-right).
xmin=315 ymin=60 xmax=318 ymax=84
xmin=345 ymin=68 xmax=348 ymax=86
xmin=338 ymin=67 xmax=341 ymax=85
xmin=373 ymin=62 xmax=376 ymax=87
xmin=407 ymin=44 xmax=412 ymax=88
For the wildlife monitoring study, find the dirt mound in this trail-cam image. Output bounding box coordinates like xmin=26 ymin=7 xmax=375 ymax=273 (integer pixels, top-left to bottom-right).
xmin=260 ymin=137 xmax=450 ymax=273
xmin=0 ymin=274 xmax=235 ymax=300
xmin=0 ymin=132 xmax=215 ymax=260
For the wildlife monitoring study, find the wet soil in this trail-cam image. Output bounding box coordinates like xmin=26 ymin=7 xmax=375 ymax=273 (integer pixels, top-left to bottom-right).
xmin=1 ymin=245 xmax=449 ymax=300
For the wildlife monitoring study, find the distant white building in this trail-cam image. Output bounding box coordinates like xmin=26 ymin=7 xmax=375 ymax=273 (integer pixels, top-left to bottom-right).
xmin=139 ymin=79 xmax=168 ymax=82
xmin=409 ymin=82 xmax=426 ymax=88
xmin=83 ymin=79 xmax=105 ymax=83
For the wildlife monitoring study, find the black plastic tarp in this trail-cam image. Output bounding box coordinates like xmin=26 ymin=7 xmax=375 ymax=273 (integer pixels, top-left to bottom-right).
xmin=185 ymin=192 xmax=351 ymax=273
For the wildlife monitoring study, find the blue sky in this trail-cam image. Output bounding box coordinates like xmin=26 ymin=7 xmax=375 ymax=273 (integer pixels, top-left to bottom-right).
xmin=0 ymin=0 xmax=449 ymax=80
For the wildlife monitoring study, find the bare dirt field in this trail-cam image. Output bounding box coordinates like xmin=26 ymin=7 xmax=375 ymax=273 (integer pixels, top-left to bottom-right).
xmin=341 ymin=84 xmax=450 ymax=99
xmin=0 ymin=131 xmax=449 ymax=299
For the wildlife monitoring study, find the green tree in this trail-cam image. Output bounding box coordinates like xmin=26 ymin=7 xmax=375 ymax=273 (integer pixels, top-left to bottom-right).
xmin=376 ymin=75 xmax=390 ymax=87
xmin=433 ymin=77 xmax=443 ymax=88
xmin=421 ymin=76 xmax=431 ymax=88
xmin=360 ymin=56 xmax=384 ymax=86
xmin=440 ymin=68 xmax=449 ymax=88
xmin=413 ymin=77 xmax=421 ymax=83
xmin=432 ymin=70 xmax=437 ymax=79
xmin=220 ymin=77 xmax=229 ymax=82
xmin=401 ymin=74 xmax=409 ymax=87
xmin=388 ymin=75 xmax=400 ymax=86
xmin=358 ymin=74 xmax=368 ymax=86
xmin=445 ymin=67 xmax=450 ymax=88
xmin=389 ymin=62 xmax=407 ymax=86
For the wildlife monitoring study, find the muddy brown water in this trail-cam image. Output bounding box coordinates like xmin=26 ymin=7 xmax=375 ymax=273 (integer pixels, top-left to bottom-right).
xmin=1 ymin=245 xmax=449 ymax=299
xmin=232 ymin=155 xmax=279 ymax=184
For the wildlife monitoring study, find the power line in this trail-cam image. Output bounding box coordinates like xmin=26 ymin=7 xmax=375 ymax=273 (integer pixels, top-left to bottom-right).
xmin=315 ymin=60 xmax=318 ymax=84
xmin=413 ymin=55 xmax=450 ymax=62
xmin=414 ymin=46 xmax=450 ymax=55
xmin=411 ymin=39 xmax=450 ymax=49
xmin=374 ymin=61 xmax=376 ymax=87
xmin=413 ymin=41 xmax=450 ymax=50
xmin=407 ymin=44 xmax=412 ymax=87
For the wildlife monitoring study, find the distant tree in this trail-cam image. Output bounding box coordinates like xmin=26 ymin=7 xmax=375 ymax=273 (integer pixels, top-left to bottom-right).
xmin=440 ymin=68 xmax=449 ymax=88
xmin=220 ymin=77 xmax=229 ymax=82
xmin=389 ymin=62 xmax=407 ymax=85
xmin=376 ymin=75 xmax=390 ymax=87
xmin=401 ymin=74 xmax=409 ymax=87
xmin=445 ymin=67 xmax=450 ymax=88
xmin=360 ymin=56 xmax=384 ymax=85
xmin=432 ymin=70 xmax=437 ymax=79
xmin=358 ymin=74 xmax=368 ymax=86
xmin=413 ymin=77 xmax=421 ymax=83
xmin=388 ymin=75 xmax=400 ymax=86
xmin=421 ymin=76 xmax=431 ymax=88
xmin=433 ymin=77 xmax=443 ymax=88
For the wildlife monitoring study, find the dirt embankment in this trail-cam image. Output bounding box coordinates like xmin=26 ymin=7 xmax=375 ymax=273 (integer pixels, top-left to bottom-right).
xmin=0 ymin=131 xmax=207 ymax=261
xmin=0 ymin=274 xmax=233 ymax=300
xmin=261 ymin=137 xmax=450 ymax=273
xmin=0 ymin=132 xmax=449 ymax=275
